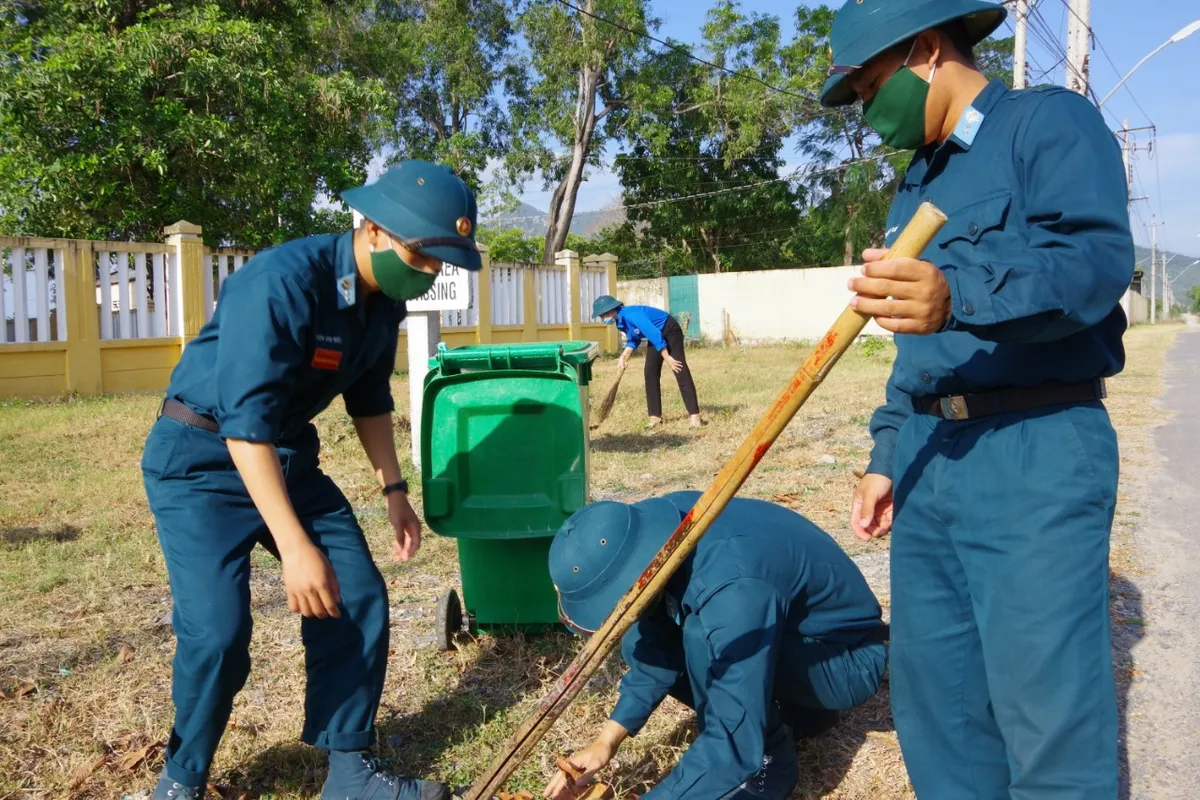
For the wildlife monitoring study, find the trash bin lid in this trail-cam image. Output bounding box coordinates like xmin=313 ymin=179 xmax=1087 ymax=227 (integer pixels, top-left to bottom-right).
xmin=427 ymin=341 xmax=598 ymax=385
xmin=420 ymin=342 xmax=595 ymax=539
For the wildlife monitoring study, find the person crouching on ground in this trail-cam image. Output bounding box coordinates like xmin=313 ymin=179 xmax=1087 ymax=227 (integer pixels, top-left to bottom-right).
xmin=543 ymin=491 xmax=888 ymax=800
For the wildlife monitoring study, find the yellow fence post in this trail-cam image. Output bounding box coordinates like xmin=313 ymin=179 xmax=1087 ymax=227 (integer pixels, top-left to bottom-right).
xmin=558 ymin=249 xmax=582 ymax=341
xmin=62 ymin=239 xmax=103 ymax=395
xmin=476 ymin=245 xmax=493 ymax=344
xmin=522 ymin=262 xmax=538 ymax=342
xmin=596 ymin=253 xmax=619 ymax=353
xmin=164 ymin=221 xmax=206 ymax=344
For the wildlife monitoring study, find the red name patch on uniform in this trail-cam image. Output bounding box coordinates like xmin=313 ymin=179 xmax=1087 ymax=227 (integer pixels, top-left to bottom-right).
xmin=312 ymin=348 xmax=342 ymax=370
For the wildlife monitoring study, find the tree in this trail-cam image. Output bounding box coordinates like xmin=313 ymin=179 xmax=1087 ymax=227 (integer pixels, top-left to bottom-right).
xmin=1188 ymin=284 xmax=1200 ymax=314
xmin=609 ymin=2 xmax=802 ymax=273
xmin=507 ymin=0 xmax=652 ymax=264
xmin=0 ymin=0 xmax=393 ymax=246
xmin=364 ymin=0 xmax=520 ymax=191
xmin=476 ymin=226 xmax=542 ymax=262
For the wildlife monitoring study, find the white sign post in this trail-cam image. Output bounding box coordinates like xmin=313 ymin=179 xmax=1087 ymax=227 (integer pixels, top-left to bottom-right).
xmin=351 ymin=210 xmax=471 ymax=469
xmin=405 ymin=265 xmax=469 ymax=468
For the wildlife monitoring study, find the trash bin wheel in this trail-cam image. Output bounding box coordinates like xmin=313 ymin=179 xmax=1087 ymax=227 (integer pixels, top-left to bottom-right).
xmin=436 ymin=589 xmax=463 ymax=651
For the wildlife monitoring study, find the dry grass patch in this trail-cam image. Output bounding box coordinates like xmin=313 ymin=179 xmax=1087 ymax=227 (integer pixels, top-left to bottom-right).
xmin=0 ymin=328 xmax=1176 ymax=798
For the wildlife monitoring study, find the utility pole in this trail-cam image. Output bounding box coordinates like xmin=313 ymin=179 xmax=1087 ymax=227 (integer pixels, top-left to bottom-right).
xmin=1013 ymin=0 xmax=1028 ymax=88
xmin=1150 ymin=216 xmax=1158 ymax=324
xmin=1163 ymin=247 xmax=1172 ymax=317
xmin=1065 ymin=0 xmax=1091 ymax=96
xmin=1116 ymin=120 xmax=1153 ymax=325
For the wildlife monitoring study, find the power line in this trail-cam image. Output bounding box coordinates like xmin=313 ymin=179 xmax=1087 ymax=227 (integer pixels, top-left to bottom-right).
xmin=1002 ymin=17 xmax=1054 ymax=81
xmin=1051 ymin=0 xmax=1155 ymax=126
xmin=619 ymin=222 xmax=810 ymax=265
xmin=489 ymin=150 xmax=906 ymax=225
xmin=1150 ymin=130 xmax=1166 ymax=224
xmin=548 ymin=0 xmax=822 ymax=108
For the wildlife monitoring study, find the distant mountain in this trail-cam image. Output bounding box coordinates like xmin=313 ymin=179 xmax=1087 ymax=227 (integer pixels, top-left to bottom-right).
xmin=486 ymin=201 xmax=626 ymax=238
xmin=1134 ymin=245 xmax=1200 ymax=298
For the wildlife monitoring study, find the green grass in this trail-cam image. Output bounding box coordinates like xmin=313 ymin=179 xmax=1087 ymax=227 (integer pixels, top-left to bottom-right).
xmin=0 ymin=328 xmax=1180 ymax=799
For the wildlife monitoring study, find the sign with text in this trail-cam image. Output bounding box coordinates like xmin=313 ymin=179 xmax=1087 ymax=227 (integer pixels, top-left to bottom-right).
xmin=406 ymin=264 xmax=470 ymax=312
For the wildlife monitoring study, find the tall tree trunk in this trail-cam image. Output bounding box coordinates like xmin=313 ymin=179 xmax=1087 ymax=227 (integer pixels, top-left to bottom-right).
xmin=698 ymin=228 xmax=721 ymax=273
xmin=843 ymin=204 xmax=856 ymax=266
xmin=543 ymin=65 xmax=599 ymax=264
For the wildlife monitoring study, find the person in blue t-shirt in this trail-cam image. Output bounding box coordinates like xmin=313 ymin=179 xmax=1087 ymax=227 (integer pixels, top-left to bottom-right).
xmin=591 ymin=296 xmax=704 ymax=428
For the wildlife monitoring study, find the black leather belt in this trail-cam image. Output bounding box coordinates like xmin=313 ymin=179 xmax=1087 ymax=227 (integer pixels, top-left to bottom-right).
xmin=159 ymin=398 xmax=220 ymax=433
xmin=916 ymin=379 xmax=1106 ymax=421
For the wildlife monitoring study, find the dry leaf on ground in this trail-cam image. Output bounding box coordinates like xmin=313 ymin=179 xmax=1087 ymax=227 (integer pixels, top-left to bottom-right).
xmin=1 ymin=680 xmax=38 ymax=700
xmin=116 ymin=740 xmax=164 ymax=773
xmin=68 ymin=754 xmax=108 ymax=790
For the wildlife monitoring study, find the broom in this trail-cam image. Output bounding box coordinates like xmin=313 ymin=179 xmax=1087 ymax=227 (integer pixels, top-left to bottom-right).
xmin=463 ymin=201 xmax=948 ymax=800
xmin=589 ymin=365 xmax=625 ymax=429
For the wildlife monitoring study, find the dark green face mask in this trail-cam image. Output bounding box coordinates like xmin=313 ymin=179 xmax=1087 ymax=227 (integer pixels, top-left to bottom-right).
xmin=862 ymin=46 xmax=935 ymax=150
xmin=370 ymin=236 xmax=439 ymax=301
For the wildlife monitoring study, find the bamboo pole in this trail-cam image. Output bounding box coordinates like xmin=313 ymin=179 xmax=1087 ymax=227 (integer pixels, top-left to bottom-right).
xmin=464 ymin=201 xmax=948 ymax=800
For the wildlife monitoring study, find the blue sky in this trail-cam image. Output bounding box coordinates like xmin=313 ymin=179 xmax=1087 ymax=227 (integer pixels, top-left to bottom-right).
xmin=512 ymin=0 xmax=1200 ymax=258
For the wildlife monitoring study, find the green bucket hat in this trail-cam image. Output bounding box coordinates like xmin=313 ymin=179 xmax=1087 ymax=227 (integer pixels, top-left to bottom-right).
xmin=591 ymin=295 xmax=623 ymax=318
xmin=340 ymin=160 xmax=483 ymax=271
xmin=820 ymin=0 xmax=1006 ymax=108
xmin=549 ymin=497 xmax=683 ymax=635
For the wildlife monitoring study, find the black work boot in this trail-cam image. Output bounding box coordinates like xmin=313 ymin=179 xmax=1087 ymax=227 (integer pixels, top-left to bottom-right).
xmin=321 ymin=751 xmax=450 ymax=800
xmin=729 ymin=724 xmax=799 ymax=800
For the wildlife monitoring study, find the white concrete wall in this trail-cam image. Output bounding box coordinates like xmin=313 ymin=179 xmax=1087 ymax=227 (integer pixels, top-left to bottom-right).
xmin=1127 ymin=289 xmax=1148 ymax=325
xmin=615 ymin=277 xmax=669 ymax=311
xmin=696 ymin=266 xmax=892 ymax=343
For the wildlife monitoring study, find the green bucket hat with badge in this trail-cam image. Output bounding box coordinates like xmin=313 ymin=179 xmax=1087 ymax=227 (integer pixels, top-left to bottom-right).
xmin=820 ymin=0 xmax=1007 ymax=108
xmin=341 ymin=160 xmax=483 ymax=272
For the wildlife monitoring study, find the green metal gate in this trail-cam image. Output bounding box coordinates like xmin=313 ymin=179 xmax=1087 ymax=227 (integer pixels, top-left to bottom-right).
xmin=668 ymin=274 xmax=700 ymax=340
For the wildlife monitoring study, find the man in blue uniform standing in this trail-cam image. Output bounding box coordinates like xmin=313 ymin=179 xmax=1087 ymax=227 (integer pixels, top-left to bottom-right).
xmin=141 ymin=160 xmax=482 ymax=799
xmin=823 ymin=1 xmax=1133 ymax=796
xmin=542 ymin=492 xmax=888 ymax=800
xmin=591 ymin=295 xmax=704 ymax=428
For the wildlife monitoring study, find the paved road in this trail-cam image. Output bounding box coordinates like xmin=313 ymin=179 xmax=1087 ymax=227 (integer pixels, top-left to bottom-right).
xmin=1124 ymin=329 xmax=1200 ymax=799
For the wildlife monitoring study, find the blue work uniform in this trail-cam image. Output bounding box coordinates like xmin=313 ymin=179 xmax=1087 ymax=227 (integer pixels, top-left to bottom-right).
xmin=871 ymin=81 xmax=1132 ymax=797
xmin=610 ymin=491 xmax=887 ymax=800
xmin=140 ymin=231 xmax=404 ymax=786
xmin=615 ymin=305 xmax=671 ymax=353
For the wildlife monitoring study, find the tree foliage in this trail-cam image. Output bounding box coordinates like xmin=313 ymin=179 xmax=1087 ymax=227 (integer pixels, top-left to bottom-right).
xmin=0 ymin=0 xmax=393 ymax=246
xmin=610 ymin=2 xmax=802 ymax=274
xmin=0 ymin=0 xmax=1017 ymax=269
xmin=366 ymin=0 xmax=520 ymax=191
xmin=506 ymin=0 xmax=653 ymax=263
xmin=1188 ymin=284 xmax=1200 ymax=314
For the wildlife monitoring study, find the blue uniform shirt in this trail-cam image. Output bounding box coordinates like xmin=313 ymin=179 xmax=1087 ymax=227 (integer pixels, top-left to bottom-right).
xmin=616 ymin=305 xmax=671 ymax=352
xmin=165 ymin=232 xmax=406 ymax=444
xmin=610 ymin=491 xmax=883 ymax=798
xmin=868 ymin=80 xmax=1134 ymax=477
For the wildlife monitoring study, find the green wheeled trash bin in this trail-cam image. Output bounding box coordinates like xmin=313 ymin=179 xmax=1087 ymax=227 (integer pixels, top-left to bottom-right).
xmin=420 ymin=340 xmax=599 ymax=649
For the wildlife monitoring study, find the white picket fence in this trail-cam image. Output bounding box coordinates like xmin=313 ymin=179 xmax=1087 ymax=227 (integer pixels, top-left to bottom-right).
xmin=1 ymin=245 xmax=67 ymax=343
xmin=3 ymin=240 xmax=613 ymax=343
xmin=95 ymin=246 xmax=181 ymax=340
xmin=203 ymin=248 xmax=254 ymax=312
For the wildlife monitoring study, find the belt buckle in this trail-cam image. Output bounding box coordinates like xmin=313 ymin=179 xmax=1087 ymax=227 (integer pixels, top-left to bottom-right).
xmin=939 ymin=395 xmax=969 ymax=421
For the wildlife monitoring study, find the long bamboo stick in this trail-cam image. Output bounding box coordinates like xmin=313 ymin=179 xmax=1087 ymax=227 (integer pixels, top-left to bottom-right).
xmin=464 ymin=200 xmax=948 ymax=800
